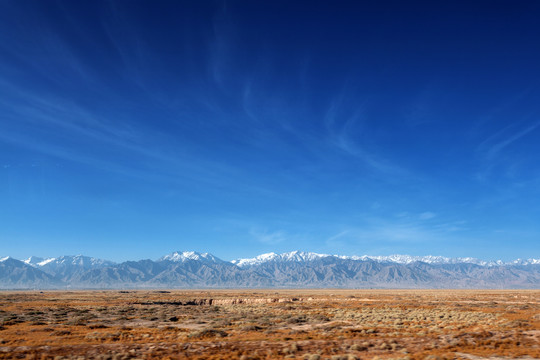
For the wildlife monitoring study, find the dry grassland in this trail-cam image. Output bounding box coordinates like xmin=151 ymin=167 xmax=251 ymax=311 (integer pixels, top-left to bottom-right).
xmin=0 ymin=290 xmax=538 ymax=359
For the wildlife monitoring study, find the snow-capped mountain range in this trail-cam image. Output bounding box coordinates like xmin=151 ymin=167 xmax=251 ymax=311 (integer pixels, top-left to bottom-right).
xmin=230 ymin=250 xmax=540 ymax=267
xmin=8 ymin=251 xmax=539 ymax=269
xmin=1 ymin=250 xmax=539 ymax=289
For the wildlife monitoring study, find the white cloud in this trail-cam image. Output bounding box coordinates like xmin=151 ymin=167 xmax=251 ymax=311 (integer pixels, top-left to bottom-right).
xmin=419 ymin=212 xmax=436 ymax=220
xmin=250 ymin=229 xmax=288 ymax=245
xmin=482 ymin=121 xmax=540 ymax=160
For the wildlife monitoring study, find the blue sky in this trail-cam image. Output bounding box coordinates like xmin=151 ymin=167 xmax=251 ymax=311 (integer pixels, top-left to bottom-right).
xmin=1 ymin=1 xmax=539 ymax=262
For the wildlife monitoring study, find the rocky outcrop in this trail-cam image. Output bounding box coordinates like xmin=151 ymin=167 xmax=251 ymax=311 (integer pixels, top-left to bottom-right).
xmin=136 ymin=297 xmax=304 ymax=306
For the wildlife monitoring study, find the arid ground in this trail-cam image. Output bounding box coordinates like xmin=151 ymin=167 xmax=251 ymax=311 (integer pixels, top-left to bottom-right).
xmin=0 ymin=290 xmax=538 ymax=359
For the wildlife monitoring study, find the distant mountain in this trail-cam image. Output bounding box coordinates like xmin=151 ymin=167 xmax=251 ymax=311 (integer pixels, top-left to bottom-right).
xmin=73 ymin=260 xmax=169 ymax=288
xmin=22 ymin=255 xmax=116 ymax=282
xmin=0 ymin=251 xmax=539 ymax=289
xmin=0 ymin=257 xmax=60 ymax=289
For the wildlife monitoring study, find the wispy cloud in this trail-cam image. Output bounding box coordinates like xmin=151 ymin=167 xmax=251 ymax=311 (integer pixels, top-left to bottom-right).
xmin=324 ymin=214 xmax=467 ymax=252
xmin=475 ymin=120 xmax=540 ymax=181
xmin=419 ymin=212 xmax=436 ymax=220
xmin=478 ymin=121 xmax=540 ymax=160
xmin=207 ymin=5 xmax=237 ymax=89
xmin=0 ymin=79 xmax=258 ymax=195
xmin=327 ymin=230 xmax=350 ymax=242
xmin=249 ymin=229 xmax=288 ymax=245
xmin=325 ymin=230 xmax=351 ymax=248
xmin=323 ymin=94 xmax=408 ymax=176
xmin=404 ymin=86 xmax=440 ymax=127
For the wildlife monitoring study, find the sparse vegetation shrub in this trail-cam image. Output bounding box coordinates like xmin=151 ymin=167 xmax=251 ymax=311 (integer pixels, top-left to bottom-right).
xmin=330 ymin=355 xmax=350 ymax=360
xmin=85 ymin=331 xmax=121 ymax=341
xmin=241 ymin=324 xmax=263 ymax=331
xmin=188 ymin=329 xmax=227 ymax=338
xmin=51 ymin=330 xmax=71 ymax=336
xmin=31 ymin=321 xmax=48 ymax=325
xmin=89 ymin=323 xmax=109 ymax=329
xmin=314 ymin=314 xmax=331 ymax=322
xmin=349 ymin=344 xmax=367 ymax=351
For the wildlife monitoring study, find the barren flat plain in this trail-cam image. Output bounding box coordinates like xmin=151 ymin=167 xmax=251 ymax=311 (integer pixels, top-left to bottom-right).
xmin=0 ymin=290 xmax=538 ymax=360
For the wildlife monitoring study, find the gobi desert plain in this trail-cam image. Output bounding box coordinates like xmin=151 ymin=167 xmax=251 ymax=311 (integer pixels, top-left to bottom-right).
xmin=0 ymin=290 xmax=538 ymax=359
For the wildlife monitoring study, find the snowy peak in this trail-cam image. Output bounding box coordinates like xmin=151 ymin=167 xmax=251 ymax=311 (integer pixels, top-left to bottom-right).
xmin=232 ymin=251 xmax=331 ymax=267
xmin=49 ymin=255 xmax=113 ymax=267
xmin=281 ymin=251 xmax=330 ymax=262
xmin=38 ymin=258 xmax=57 ymax=266
xmin=231 ymin=252 xmax=278 ymax=267
xmin=0 ymin=257 xmax=29 ymax=267
xmin=23 ymin=255 xmax=115 ymax=269
xmin=24 ymin=256 xmax=65 ymax=267
xmin=509 ymin=258 xmax=540 ymax=266
xmin=158 ymin=251 xmax=224 ymax=263
xmin=23 ymin=256 xmax=45 ymax=266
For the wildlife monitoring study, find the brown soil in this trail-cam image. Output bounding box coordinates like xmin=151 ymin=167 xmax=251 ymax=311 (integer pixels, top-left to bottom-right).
xmin=0 ymin=289 xmax=538 ymax=359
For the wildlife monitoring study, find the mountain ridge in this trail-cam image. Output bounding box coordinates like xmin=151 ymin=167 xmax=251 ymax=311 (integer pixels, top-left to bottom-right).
xmin=8 ymin=250 xmax=539 ymax=267
xmin=1 ymin=250 xmax=539 ymax=289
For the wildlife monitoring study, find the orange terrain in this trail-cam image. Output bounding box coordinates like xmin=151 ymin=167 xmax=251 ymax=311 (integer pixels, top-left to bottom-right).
xmin=0 ymin=290 xmax=538 ymax=359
